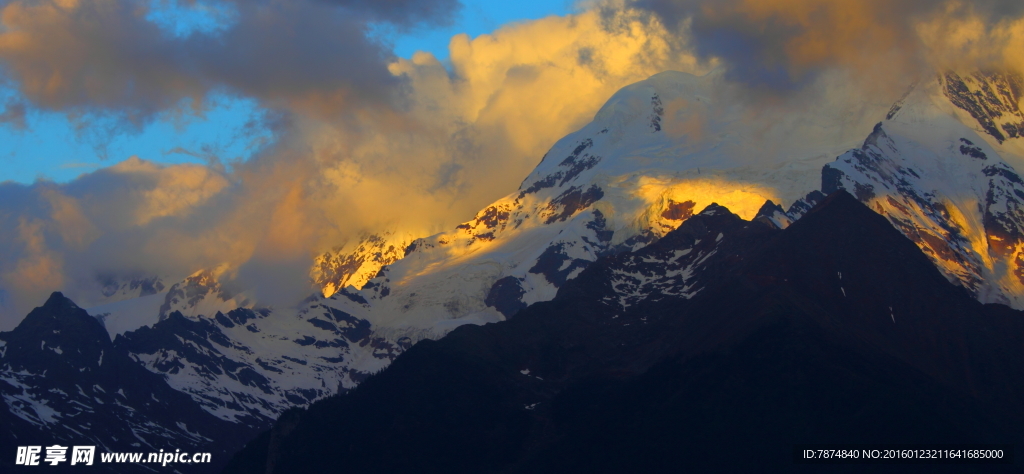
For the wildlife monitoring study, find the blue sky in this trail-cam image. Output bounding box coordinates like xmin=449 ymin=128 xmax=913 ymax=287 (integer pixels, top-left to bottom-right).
xmin=0 ymin=0 xmax=572 ymax=185
xmin=389 ymin=1 xmax=574 ymax=60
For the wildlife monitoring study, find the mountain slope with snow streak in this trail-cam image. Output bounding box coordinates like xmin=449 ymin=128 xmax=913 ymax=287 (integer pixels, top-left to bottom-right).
xmin=104 ymin=275 xmax=404 ymax=429
xmin=821 ymin=72 xmax=1024 ymax=307
xmin=0 ymin=293 xmax=255 ymax=474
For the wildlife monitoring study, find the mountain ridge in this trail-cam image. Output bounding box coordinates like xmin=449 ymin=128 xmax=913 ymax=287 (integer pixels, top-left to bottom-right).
xmin=0 ymin=292 xmax=258 ymax=473
xmin=222 ymin=191 xmax=1024 ymax=473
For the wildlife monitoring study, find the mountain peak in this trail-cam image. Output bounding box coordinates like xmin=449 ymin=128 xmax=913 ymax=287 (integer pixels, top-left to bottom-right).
xmin=1 ymin=298 xmax=255 ymax=473
xmin=696 ymin=202 xmax=731 ymax=217
xmin=41 ymin=291 xmax=78 ymax=312
xmin=3 ymin=292 xmax=112 ymax=356
xmin=798 ymin=189 xmax=861 ymax=220
xmin=779 ymin=189 xmax=922 ymax=262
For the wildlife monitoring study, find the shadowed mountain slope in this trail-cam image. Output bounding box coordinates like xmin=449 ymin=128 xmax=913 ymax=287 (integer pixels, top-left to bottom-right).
xmin=0 ymin=294 xmax=259 ymax=473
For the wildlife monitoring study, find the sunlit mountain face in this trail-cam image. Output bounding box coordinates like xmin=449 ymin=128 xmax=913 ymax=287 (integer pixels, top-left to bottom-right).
xmin=3 ymin=0 xmax=1024 ymax=472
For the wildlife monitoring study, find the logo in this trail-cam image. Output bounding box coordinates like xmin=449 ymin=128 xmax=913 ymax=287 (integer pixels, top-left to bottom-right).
xmin=15 ymin=446 xmax=95 ymax=466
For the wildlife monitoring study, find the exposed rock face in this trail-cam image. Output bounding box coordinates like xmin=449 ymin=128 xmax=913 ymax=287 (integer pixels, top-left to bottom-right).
xmin=312 ymin=231 xmax=416 ymax=298
xmin=941 ymin=71 xmax=1024 ymax=143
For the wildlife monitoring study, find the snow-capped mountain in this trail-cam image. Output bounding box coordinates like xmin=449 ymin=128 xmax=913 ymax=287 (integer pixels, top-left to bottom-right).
xmin=3 ymin=284 xmax=407 ymax=471
xmin=223 ymin=192 xmax=1024 ymax=473
xmin=340 ymin=69 xmax=892 ymax=342
xmin=8 ymin=66 xmax=1024 ymax=468
xmin=816 ymin=71 xmax=1024 ymax=307
xmin=87 ymin=269 xmax=236 ymax=340
xmin=714 ymin=71 xmax=1024 ymax=308
xmin=96 ymin=69 xmax=893 ymax=426
xmin=0 ymin=293 xmax=255 ymax=473
xmin=91 ymin=69 xmax=1024 ymax=422
xmin=99 ymin=272 xmax=404 ymax=429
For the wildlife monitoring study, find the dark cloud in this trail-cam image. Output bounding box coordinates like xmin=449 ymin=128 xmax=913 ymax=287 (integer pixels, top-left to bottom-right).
xmin=314 ymin=0 xmax=461 ymax=29
xmin=631 ymin=0 xmax=1024 ymax=90
xmin=0 ymin=0 xmax=461 ymax=124
xmin=0 ymin=98 xmax=27 ymax=130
